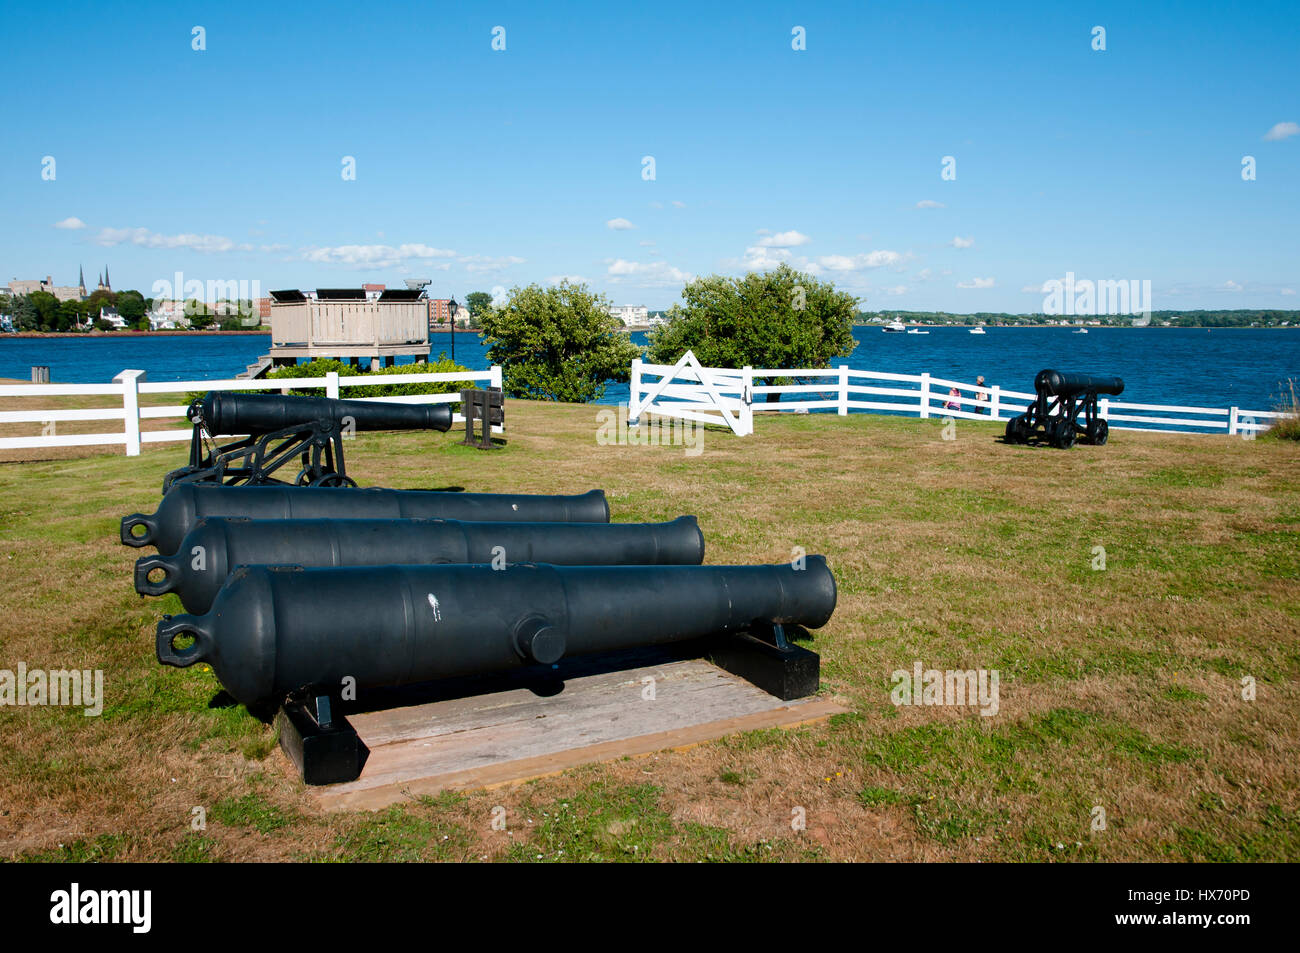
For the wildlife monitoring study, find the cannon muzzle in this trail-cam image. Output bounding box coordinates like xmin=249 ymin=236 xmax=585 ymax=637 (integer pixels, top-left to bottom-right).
xmin=195 ymin=391 xmax=452 ymax=435
xmin=156 ymin=559 xmax=838 ymax=706
xmin=121 ymin=484 xmax=611 ymax=552
xmin=1033 ymin=369 xmax=1124 ymax=399
xmin=136 ymin=515 xmax=706 ymax=613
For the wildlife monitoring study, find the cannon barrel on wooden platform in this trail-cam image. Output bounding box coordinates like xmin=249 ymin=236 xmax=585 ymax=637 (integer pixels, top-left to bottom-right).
xmin=135 ymin=515 xmax=706 ymax=613
xmin=155 ymin=559 xmax=838 ymax=707
xmin=121 ymin=483 xmax=611 ymax=553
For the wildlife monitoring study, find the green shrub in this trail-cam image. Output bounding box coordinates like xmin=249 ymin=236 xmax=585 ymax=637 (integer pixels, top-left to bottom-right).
xmin=185 ymin=355 xmax=477 ymax=407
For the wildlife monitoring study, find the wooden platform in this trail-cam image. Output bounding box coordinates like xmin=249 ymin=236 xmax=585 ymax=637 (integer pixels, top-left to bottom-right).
xmin=308 ymin=653 xmax=846 ymax=812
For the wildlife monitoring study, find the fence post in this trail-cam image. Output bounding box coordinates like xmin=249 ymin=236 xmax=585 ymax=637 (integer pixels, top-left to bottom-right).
xmin=918 ymin=372 xmax=931 ymax=419
xmin=990 ymin=385 xmax=1001 ymax=420
xmin=114 ymin=369 xmax=146 ymax=457
xmin=326 ymin=371 xmax=340 ymax=400
xmin=490 ymin=364 xmax=503 ymax=392
xmin=741 ymin=365 xmax=754 ymax=436
xmin=838 ymin=365 xmax=849 ymax=416
xmin=1098 ymin=397 xmax=1109 ymax=421
xmin=1228 ymin=406 xmax=1239 ymax=436
xmin=628 ymin=358 xmax=642 ymax=425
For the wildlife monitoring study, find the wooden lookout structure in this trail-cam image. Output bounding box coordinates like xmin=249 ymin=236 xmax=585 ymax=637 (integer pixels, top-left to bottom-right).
xmin=240 ymin=288 xmax=431 ymax=378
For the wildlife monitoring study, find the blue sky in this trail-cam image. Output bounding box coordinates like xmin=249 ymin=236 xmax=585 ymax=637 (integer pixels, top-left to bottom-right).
xmin=2 ymin=0 xmax=1297 ymax=311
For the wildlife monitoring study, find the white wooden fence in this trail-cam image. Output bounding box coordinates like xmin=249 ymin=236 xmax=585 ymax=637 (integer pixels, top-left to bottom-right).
xmin=0 ymin=366 xmax=503 ymax=456
xmin=629 ymin=353 xmax=1291 ymax=437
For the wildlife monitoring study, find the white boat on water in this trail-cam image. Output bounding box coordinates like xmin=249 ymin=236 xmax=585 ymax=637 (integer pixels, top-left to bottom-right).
xmin=1073 ymin=328 xmax=1089 ymax=334
xmin=907 ymin=327 xmax=929 ymax=335
xmin=883 ymin=319 xmax=907 ymax=332
xmin=969 ymin=326 xmax=986 ymax=335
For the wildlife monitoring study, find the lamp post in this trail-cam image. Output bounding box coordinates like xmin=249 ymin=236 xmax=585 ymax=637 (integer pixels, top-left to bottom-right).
xmin=447 ymin=296 xmax=458 ymax=362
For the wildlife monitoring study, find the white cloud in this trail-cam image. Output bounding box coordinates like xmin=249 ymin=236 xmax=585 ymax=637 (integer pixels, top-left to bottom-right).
xmin=756 ymin=230 xmax=811 ymax=248
xmin=915 ymin=200 xmax=945 ymax=209
xmin=302 ymin=243 xmax=458 ymax=268
xmin=671 ymin=200 xmax=686 ymax=208
xmin=1282 ymin=288 xmax=1296 ymax=295
xmin=1021 ymin=282 xmax=1050 ymax=293
xmin=461 ymin=255 xmax=527 ymax=273
xmin=547 ymin=274 xmax=591 ymax=285
xmin=638 ymin=240 xmax=655 ymax=247
xmin=817 ymin=250 xmax=902 ymax=271
xmin=96 ymin=227 xmax=249 ymax=254
xmin=1222 ymin=279 xmax=1243 ymax=292
xmin=53 ymin=217 xmax=86 ymax=230
xmin=295 ymin=243 xmax=522 ymax=272
xmin=742 ymin=245 xmax=796 ymax=269
xmin=606 ymin=259 xmax=695 ymax=286
xmin=950 ymin=235 xmax=975 ymax=248
xmin=606 ymin=217 xmax=635 ymax=230
xmin=882 ymin=285 xmax=908 ymax=295
xmin=957 ymin=277 xmax=995 ymax=289
xmin=1263 ymin=121 xmax=1299 ymax=141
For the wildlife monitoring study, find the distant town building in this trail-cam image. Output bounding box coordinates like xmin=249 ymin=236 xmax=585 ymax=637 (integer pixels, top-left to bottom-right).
xmin=99 ymin=306 xmax=126 ymax=329
xmin=428 ymin=298 xmax=453 ymax=331
xmin=8 ymin=266 xmax=90 ymax=302
xmin=607 ymin=304 xmax=648 ymax=327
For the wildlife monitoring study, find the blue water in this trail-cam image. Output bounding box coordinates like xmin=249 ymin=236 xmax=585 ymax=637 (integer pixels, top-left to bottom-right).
xmin=3 ymin=327 xmax=1298 ymax=412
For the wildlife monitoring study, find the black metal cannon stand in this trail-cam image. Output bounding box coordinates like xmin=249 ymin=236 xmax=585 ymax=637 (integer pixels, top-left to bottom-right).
xmin=276 ymin=690 xmax=366 ymax=785
xmin=1005 ymin=388 xmax=1109 ymax=449
xmin=707 ymin=622 xmax=821 ymax=701
xmin=162 ymin=401 xmax=359 ymax=492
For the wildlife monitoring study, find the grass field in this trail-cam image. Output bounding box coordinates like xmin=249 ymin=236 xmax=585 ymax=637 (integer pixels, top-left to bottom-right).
xmin=1 ymin=401 xmax=1297 ymax=862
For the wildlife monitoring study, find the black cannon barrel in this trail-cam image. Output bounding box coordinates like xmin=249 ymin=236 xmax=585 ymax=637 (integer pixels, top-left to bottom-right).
xmin=1033 ymin=369 xmax=1125 ymax=399
xmin=135 ymin=515 xmax=706 ymax=613
xmin=156 ymin=559 xmax=838 ymax=706
xmin=121 ymin=484 xmax=611 ymax=553
xmin=195 ymin=391 xmax=453 ymax=435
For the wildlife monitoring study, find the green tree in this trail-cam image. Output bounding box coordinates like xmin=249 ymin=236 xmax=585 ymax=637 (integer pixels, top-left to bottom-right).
xmin=85 ymin=288 xmax=117 ymax=316
xmin=12 ymin=296 xmax=39 ymax=331
xmin=57 ymin=298 xmax=86 ymax=332
xmin=29 ymin=291 xmax=61 ymax=331
xmin=116 ymin=290 xmax=147 ymax=324
xmin=465 ymin=291 xmax=494 ymax=319
xmin=479 ymin=281 xmax=640 ymax=402
xmin=646 ymin=264 xmax=858 ymax=371
xmin=186 ymin=299 xmax=214 ymax=329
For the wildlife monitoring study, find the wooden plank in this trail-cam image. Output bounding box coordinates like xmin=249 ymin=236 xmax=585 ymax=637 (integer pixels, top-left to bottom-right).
xmin=310 ymin=659 xmax=847 ymax=813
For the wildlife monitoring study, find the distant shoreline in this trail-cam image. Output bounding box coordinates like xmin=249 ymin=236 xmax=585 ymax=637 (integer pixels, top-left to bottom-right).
xmin=2 ymin=330 xmax=271 ymax=339
xmin=854 ymin=324 xmax=1298 ymax=330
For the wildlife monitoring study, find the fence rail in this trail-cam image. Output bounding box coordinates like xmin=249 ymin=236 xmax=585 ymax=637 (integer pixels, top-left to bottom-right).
xmin=0 ymin=366 xmax=503 ymax=456
xmin=629 ymin=355 xmax=1290 ymax=437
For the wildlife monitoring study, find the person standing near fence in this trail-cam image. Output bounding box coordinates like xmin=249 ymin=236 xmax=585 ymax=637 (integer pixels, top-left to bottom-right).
xmin=975 ymin=376 xmax=989 ymax=414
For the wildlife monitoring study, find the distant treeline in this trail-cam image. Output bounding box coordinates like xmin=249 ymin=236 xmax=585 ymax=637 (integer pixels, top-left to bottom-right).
xmin=858 ymin=310 xmax=1300 ymax=328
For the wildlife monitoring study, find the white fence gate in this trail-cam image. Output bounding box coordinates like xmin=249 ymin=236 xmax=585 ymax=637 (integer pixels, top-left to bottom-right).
xmin=628 ymin=351 xmax=753 ymax=436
